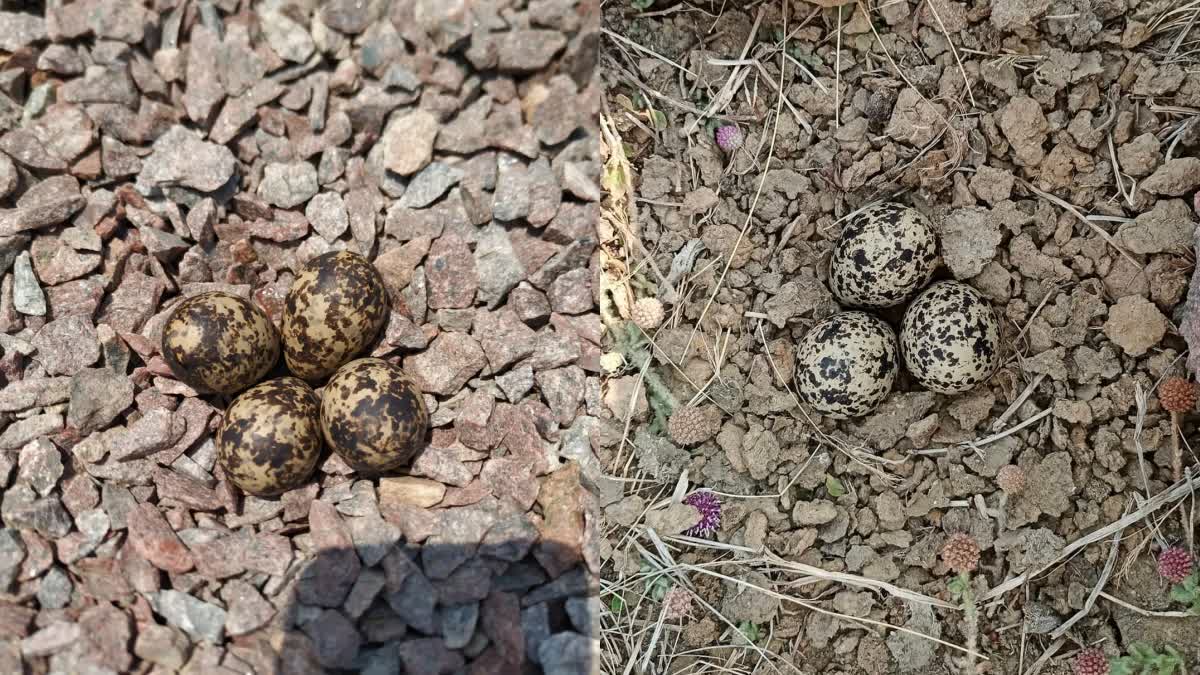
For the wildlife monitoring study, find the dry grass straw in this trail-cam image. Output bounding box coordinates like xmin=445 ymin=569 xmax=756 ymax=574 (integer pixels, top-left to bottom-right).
xmin=682 ymin=7 xmax=768 ymax=136
xmin=1019 ymin=178 xmax=1142 ymax=269
xmin=859 ymin=0 xmax=969 ymax=180
xmin=982 ymin=471 xmax=1200 ymax=602
xmin=597 ymin=10 xmax=794 ymax=668
xmin=1149 ymin=0 xmax=1200 ymax=52
xmin=597 ymin=3 xmax=946 ymax=669
xmin=659 ymin=537 xmax=983 ymax=655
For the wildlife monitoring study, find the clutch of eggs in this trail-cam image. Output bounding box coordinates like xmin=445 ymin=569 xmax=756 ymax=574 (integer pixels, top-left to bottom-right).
xmin=213 ymin=250 xmax=429 ymax=492
xmin=795 ymin=203 xmax=1002 ymax=419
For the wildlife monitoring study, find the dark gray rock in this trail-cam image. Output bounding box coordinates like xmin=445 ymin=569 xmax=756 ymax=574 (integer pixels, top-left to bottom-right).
xmin=0 ymin=528 xmax=25 ymax=591
xmin=537 ymin=632 xmax=595 ymax=675
xmin=68 ymin=368 xmax=135 ymax=434
xmin=521 ymin=602 xmax=551 ymax=664
xmin=399 ymin=162 xmax=463 ymax=208
xmin=259 ymin=161 xmax=319 ymax=208
xmin=441 ymin=602 xmax=479 ymax=649
xmin=302 ymin=609 xmax=362 ymax=670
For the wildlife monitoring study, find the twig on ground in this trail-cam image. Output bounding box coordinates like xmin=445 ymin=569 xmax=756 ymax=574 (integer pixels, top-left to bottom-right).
xmin=924 ymin=0 xmax=977 ymax=108
xmin=835 ymin=6 xmax=843 ymax=129
xmin=682 ymin=563 xmax=988 ymax=660
xmin=684 ymin=24 xmax=787 ymax=359
xmin=917 ymin=407 xmax=1053 ymax=456
xmin=602 ymin=28 xmax=696 ymax=77
xmin=683 ymin=7 xmax=766 ymax=134
xmin=1021 ymin=637 xmax=1066 ymax=675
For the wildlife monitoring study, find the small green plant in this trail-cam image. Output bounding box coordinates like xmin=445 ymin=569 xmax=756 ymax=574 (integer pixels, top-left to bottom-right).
xmin=787 ymin=43 xmax=823 ymax=70
xmin=1168 ymin=572 xmax=1200 ymax=615
xmin=630 ymin=0 xmax=654 ymax=9
xmin=703 ymin=118 xmax=722 ymax=141
xmin=640 ymin=559 xmax=671 ymax=601
xmin=1110 ymin=642 xmax=1184 ymax=675
xmin=737 ymin=621 xmax=760 ymax=643
xmin=647 ymin=107 xmax=668 ymax=131
xmin=609 ymin=595 xmax=625 ymax=614
xmin=609 ymin=320 xmax=678 ymax=434
xmin=825 ymin=475 xmax=846 ymax=497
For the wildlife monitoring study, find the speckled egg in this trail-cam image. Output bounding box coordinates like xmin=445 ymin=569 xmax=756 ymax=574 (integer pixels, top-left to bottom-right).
xmin=900 ymin=281 xmax=1001 ymax=394
xmin=321 ymin=358 xmax=428 ymax=474
xmin=829 ymin=202 xmax=939 ymax=308
xmin=795 ymin=312 xmax=899 ymax=419
xmin=218 ymin=377 xmax=322 ymax=496
xmin=283 ymin=250 xmax=388 ymax=381
xmin=161 ymin=291 xmax=280 ymax=395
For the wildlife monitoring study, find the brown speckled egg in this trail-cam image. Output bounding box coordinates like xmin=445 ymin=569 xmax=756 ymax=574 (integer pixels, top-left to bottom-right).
xmin=321 ymin=358 xmax=428 ymax=474
xmin=282 ymin=250 xmax=388 ymax=382
xmin=161 ymin=291 xmax=280 ymax=395
xmin=218 ymin=377 xmax=322 ymax=496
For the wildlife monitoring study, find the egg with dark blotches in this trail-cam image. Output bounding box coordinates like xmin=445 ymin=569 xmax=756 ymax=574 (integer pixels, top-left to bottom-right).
xmin=282 ymin=250 xmax=388 ymax=382
xmin=829 ymin=202 xmax=939 ymax=308
xmin=321 ymin=358 xmax=428 ymax=474
xmin=161 ymin=291 xmax=280 ymax=395
xmin=217 ymin=377 xmax=322 ymax=496
xmin=795 ymin=311 xmax=898 ymax=419
xmin=900 ymin=281 xmax=1000 ymax=394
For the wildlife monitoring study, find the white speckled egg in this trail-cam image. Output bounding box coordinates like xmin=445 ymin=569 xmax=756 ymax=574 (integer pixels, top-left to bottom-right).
xmin=900 ymin=281 xmax=1000 ymax=394
xmin=829 ymin=202 xmax=939 ymax=308
xmin=795 ymin=312 xmax=899 ymax=419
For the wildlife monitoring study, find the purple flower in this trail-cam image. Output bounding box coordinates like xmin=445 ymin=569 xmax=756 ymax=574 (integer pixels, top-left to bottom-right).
xmin=682 ymin=490 xmax=721 ymax=537
xmin=715 ymin=125 xmax=743 ymax=152
xmin=1158 ymin=545 xmax=1194 ymax=584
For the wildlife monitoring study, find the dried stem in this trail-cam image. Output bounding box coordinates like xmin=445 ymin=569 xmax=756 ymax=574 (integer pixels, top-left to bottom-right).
xmin=952 ymin=572 xmax=979 ymax=674
xmin=1173 ymin=411 xmax=1183 ymax=483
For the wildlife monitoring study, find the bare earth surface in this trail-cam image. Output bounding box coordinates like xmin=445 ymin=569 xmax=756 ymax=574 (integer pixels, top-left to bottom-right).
xmin=597 ymin=0 xmax=1200 ymax=673
xmin=0 ymin=1 xmax=604 ymax=674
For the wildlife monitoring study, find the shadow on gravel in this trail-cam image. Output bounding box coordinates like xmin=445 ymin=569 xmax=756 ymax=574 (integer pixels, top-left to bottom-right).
xmin=265 ymin=540 xmax=599 ymax=675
